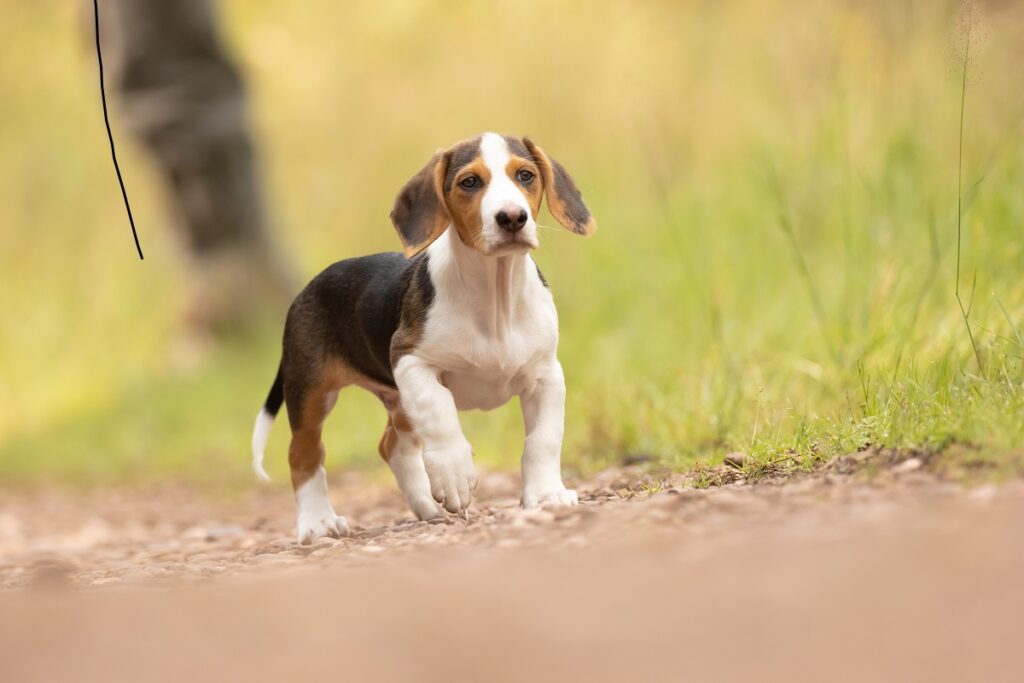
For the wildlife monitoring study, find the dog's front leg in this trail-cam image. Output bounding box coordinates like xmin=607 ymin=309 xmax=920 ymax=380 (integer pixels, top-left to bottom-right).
xmin=520 ymin=358 xmax=578 ymax=508
xmin=394 ymin=355 xmax=477 ymax=514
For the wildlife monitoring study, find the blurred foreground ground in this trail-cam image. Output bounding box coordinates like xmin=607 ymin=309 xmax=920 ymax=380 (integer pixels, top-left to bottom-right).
xmin=1 ymin=458 xmax=1021 ymax=682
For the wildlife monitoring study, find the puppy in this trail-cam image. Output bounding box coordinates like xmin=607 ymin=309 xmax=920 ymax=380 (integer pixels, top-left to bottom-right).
xmin=251 ymin=133 xmax=596 ymax=544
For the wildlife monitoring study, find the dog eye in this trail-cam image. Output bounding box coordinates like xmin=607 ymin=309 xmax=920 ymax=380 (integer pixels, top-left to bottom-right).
xmin=458 ymin=175 xmax=480 ymax=190
xmin=516 ymin=169 xmax=535 ymax=183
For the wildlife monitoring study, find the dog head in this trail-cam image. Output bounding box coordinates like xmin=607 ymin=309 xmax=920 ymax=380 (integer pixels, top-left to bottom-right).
xmin=390 ymin=133 xmax=596 ymax=258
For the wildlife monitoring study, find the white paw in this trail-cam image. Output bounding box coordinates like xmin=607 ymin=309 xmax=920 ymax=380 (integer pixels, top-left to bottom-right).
xmin=423 ymin=444 xmax=477 ymax=514
xmin=296 ymin=513 xmax=350 ymax=545
xmin=522 ymin=485 xmax=578 ymax=509
xmin=407 ymin=494 xmax=447 ymax=521
xmin=294 ymin=467 xmax=349 ymax=544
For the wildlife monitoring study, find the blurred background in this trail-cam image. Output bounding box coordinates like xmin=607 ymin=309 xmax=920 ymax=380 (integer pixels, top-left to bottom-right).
xmin=0 ymin=0 xmax=1021 ymax=489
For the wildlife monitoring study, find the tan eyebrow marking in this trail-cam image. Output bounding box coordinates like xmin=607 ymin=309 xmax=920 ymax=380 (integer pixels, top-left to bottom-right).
xmin=444 ymin=157 xmax=491 ymax=250
xmin=506 ymin=156 xmax=542 ymax=216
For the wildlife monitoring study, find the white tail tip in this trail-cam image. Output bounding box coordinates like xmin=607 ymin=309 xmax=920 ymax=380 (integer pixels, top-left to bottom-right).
xmin=251 ymin=408 xmax=275 ymax=482
xmin=253 ymin=464 xmax=272 ymax=483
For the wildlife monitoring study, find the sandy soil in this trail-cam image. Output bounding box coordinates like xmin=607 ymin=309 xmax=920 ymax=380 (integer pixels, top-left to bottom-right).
xmin=1 ymin=455 xmax=1022 ymax=682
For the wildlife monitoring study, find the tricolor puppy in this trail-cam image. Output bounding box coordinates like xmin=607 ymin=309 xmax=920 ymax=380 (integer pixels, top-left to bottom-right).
xmin=251 ymin=133 xmax=596 ymax=544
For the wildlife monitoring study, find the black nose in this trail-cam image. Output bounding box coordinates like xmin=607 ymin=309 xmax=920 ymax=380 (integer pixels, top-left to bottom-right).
xmin=495 ymin=208 xmax=528 ymax=233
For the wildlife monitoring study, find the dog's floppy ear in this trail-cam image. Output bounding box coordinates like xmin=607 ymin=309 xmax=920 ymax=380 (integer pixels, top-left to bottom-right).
xmin=523 ymin=138 xmax=596 ymax=236
xmin=390 ymin=150 xmax=451 ymax=258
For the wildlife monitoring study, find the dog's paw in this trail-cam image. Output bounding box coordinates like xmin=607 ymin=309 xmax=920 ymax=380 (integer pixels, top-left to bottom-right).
xmin=423 ymin=444 xmax=477 ymax=514
xmin=408 ymin=494 xmax=447 ymax=521
xmin=522 ymin=485 xmax=578 ymax=509
xmin=296 ymin=513 xmax=350 ymax=545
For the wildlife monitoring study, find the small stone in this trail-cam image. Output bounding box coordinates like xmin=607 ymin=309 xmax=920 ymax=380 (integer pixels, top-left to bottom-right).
xmin=893 ymin=458 xmax=922 ymax=474
xmin=90 ymin=576 xmax=123 ymax=586
xmin=183 ymin=525 xmax=246 ymax=542
xmin=852 ymin=450 xmax=877 ymax=463
xmin=252 ymin=537 xmax=294 ymax=555
xmin=511 ymin=509 xmax=555 ymax=527
xmin=621 ymin=452 xmax=655 ymax=466
xmin=251 ymin=553 xmax=298 ymax=566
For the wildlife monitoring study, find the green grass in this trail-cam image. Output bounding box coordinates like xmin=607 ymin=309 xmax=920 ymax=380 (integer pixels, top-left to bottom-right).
xmin=1 ymin=1 xmax=1022 ymax=488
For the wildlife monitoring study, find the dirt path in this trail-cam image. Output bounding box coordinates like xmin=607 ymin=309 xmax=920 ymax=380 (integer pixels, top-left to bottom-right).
xmin=1 ymin=457 xmax=1023 ymax=681
xmin=0 ymin=456 xmax=999 ymax=589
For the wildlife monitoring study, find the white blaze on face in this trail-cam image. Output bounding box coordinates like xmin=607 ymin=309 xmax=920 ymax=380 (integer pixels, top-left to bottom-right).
xmin=478 ymin=132 xmax=537 ymax=251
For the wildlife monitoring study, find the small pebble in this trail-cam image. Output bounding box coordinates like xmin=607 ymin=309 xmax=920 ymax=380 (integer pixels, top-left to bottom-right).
xmin=893 ymin=458 xmax=923 ymax=474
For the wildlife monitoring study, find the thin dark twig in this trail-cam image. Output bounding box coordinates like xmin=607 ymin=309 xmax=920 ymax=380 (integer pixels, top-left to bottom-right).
xmin=93 ymin=0 xmax=144 ymax=260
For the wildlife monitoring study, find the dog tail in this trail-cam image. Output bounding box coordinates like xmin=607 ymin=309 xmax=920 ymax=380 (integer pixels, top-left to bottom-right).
xmin=251 ymin=364 xmax=285 ymax=482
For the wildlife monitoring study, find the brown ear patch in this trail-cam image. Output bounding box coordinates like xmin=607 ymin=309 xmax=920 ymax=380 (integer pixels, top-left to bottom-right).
xmin=523 ymin=138 xmax=596 ymax=236
xmin=390 ymin=152 xmax=451 ymax=258
xmin=443 ymin=158 xmax=489 ymax=251
xmin=438 ymin=136 xmax=487 ymax=251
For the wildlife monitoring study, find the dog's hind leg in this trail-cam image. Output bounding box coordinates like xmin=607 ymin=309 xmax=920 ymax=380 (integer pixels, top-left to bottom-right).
xmin=378 ymin=402 xmax=444 ymax=521
xmin=285 ymin=362 xmax=351 ymax=544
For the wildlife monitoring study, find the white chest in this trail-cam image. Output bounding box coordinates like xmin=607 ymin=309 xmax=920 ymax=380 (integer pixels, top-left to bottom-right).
xmin=414 ymin=248 xmax=559 ymax=412
xmin=423 ymin=300 xmax=557 ymax=410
